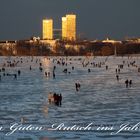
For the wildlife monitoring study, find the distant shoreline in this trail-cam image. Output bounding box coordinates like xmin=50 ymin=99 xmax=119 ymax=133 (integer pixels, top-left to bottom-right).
xmin=1 ymin=54 xmax=140 ymax=57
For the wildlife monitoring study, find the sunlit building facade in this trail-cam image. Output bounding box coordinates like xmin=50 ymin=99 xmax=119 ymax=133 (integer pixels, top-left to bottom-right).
xmin=62 ymin=14 xmax=76 ymax=40
xmin=62 ymin=17 xmax=67 ymax=39
xmin=42 ymin=19 xmax=53 ymax=39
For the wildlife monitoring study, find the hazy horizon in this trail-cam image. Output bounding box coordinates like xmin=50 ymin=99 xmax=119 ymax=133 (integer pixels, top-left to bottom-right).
xmin=0 ymin=0 xmax=140 ymax=40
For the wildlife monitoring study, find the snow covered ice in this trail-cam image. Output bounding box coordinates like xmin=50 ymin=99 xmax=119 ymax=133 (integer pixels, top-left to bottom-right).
xmin=0 ymin=56 xmax=140 ymax=140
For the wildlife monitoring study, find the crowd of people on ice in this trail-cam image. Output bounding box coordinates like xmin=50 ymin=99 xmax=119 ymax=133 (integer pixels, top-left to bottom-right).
xmin=48 ymin=92 xmax=62 ymax=106
xmin=0 ymin=56 xmax=140 ymax=108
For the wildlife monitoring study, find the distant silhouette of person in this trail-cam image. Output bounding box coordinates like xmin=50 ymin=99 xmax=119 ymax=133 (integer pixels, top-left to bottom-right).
xmin=125 ymin=79 xmax=129 ymax=88
xmin=39 ymin=67 xmax=43 ymax=72
xmin=14 ymin=74 xmax=17 ymax=79
xmin=116 ymin=69 xmax=118 ymax=73
xmin=75 ymin=83 xmax=81 ymax=91
xmin=45 ymin=72 xmax=47 ymax=77
xmin=48 ymin=72 xmax=50 ymax=77
xmin=53 ymin=72 xmax=55 ymax=79
xmin=30 ymin=66 xmax=32 ymax=70
xmin=53 ymin=93 xmax=57 ymax=105
xmin=56 ymin=94 xmax=59 ymax=106
xmin=53 ymin=66 xmax=56 ymax=70
xmin=118 ymin=69 xmax=120 ymax=73
xmin=53 ymin=93 xmax=59 ymax=106
xmin=106 ymin=65 xmax=108 ymax=70
xmin=63 ymin=68 xmax=67 ymax=73
xmin=78 ymin=83 xmax=81 ymax=89
xmin=2 ymin=68 xmax=5 ymax=72
xmin=129 ymin=80 xmax=132 ymax=87
xmin=116 ymin=75 xmax=119 ymax=81
xmin=75 ymin=83 xmax=78 ymax=91
xmin=88 ymin=69 xmax=91 ymax=73
xmin=18 ymin=70 xmax=21 ymax=76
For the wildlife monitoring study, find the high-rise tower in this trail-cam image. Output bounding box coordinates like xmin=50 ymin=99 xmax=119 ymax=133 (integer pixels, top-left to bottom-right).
xmin=42 ymin=19 xmax=53 ymax=39
xmin=62 ymin=14 xmax=76 ymax=40
xmin=62 ymin=17 xmax=67 ymax=39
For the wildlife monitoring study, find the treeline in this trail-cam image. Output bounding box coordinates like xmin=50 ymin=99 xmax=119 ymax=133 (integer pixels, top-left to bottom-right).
xmin=15 ymin=41 xmax=51 ymax=56
xmin=0 ymin=40 xmax=140 ymax=56
xmin=54 ymin=41 xmax=140 ymax=56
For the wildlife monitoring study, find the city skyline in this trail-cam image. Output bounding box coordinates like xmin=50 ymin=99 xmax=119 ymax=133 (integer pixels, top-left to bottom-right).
xmin=42 ymin=14 xmax=76 ymax=40
xmin=0 ymin=0 xmax=140 ymax=40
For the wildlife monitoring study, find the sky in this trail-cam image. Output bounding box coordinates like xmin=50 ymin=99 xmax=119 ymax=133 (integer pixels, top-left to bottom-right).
xmin=0 ymin=0 xmax=140 ymax=40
